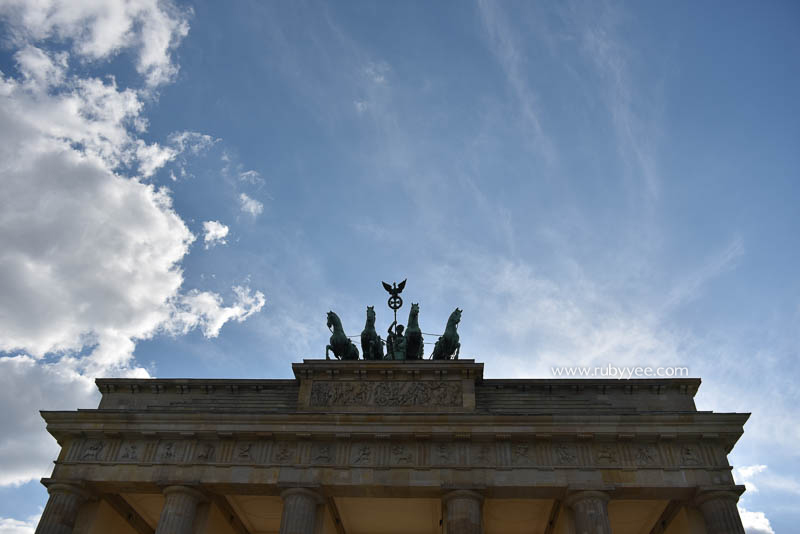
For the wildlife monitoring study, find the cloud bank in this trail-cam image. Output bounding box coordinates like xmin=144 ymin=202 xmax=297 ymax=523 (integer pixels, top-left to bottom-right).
xmin=0 ymin=0 xmax=264 ymax=494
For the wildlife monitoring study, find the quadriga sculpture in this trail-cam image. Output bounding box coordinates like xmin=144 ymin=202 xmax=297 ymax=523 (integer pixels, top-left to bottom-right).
xmin=326 ymin=311 xmax=359 ymax=360
xmin=360 ymin=306 xmax=384 ymax=360
xmin=405 ymin=302 xmax=424 ymax=360
xmin=430 ymin=307 xmax=461 ymax=360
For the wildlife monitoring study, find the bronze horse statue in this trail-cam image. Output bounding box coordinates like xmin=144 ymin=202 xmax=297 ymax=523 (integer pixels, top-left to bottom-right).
xmin=360 ymin=306 xmax=384 ymax=360
xmin=405 ymin=302 xmax=424 ymax=360
xmin=326 ymin=311 xmax=359 ymax=360
xmin=430 ymin=307 xmax=461 ymax=360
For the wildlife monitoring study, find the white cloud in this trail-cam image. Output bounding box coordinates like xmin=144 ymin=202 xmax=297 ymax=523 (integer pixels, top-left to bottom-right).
xmin=0 ymin=0 xmax=190 ymax=87
xmin=238 ymin=169 xmax=263 ymax=184
xmin=735 ymin=464 xmax=800 ymax=497
xmin=0 ymin=0 xmax=265 ymax=498
xmin=0 ymin=513 xmax=40 ymax=534
xmin=239 ymin=192 xmax=264 ymax=217
xmin=202 ymin=220 xmax=229 ymax=249
xmin=169 ymin=130 xmax=219 ymax=155
xmin=363 ymin=61 xmax=390 ymax=84
xmin=354 ymin=100 xmax=368 ymax=114
xmin=0 ymin=356 xmax=100 ymax=486
xmin=736 ymin=464 xmax=768 ymax=493
xmin=170 ymin=286 xmax=266 ymax=338
xmin=738 ymin=507 xmax=775 ymax=534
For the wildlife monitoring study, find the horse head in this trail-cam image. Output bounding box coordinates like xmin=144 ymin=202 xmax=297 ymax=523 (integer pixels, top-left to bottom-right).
xmin=449 ymin=307 xmax=462 ymax=327
xmin=327 ymin=311 xmax=339 ymax=331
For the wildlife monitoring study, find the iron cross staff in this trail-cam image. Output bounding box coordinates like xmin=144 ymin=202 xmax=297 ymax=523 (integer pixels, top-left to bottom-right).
xmin=382 ymin=279 xmax=406 ymax=334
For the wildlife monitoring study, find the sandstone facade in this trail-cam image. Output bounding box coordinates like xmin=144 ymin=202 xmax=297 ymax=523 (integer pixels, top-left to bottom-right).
xmin=35 ymin=360 xmax=748 ymax=533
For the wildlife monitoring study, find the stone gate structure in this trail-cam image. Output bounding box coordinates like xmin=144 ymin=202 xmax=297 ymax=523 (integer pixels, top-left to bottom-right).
xmin=35 ymin=360 xmax=748 ymax=533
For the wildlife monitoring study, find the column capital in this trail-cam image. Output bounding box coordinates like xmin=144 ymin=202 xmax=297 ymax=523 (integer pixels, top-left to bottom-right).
xmin=280 ymin=487 xmax=324 ymax=504
xmin=162 ymin=485 xmax=206 ymax=502
xmin=564 ymin=489 xmax=610 ymax=508
xmin=694 ymin=485 xmax=745 ymax=506
xmin=442 ymin=489 xmax=484 ymax=504
xmin=46 ymin=483 xmax=93 ymax=502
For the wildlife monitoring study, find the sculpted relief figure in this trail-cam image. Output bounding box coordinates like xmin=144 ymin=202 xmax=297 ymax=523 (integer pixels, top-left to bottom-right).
xmin=82 ymin=441 xmax=104 ymax=460
xmin=326 ymin=311 xmax=359 ymax=360
xmin=360 ymin=306 xmax=384 ymax=360
xmin=431 ymin=307 xmax=461 ymax=360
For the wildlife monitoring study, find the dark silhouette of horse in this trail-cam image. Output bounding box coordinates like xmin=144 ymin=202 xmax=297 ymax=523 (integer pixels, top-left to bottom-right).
xmin=431 ymin=308 xmax=461 ymax=360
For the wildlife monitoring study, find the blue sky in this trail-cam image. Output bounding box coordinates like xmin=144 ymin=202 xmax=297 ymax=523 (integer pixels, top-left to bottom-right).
xmin=0 ymin=1 xmax=798 ymax=533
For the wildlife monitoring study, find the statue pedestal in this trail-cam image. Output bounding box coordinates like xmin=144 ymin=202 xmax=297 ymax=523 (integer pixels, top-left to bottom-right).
xmin=293 ymin=359 xmax=482 ymax=413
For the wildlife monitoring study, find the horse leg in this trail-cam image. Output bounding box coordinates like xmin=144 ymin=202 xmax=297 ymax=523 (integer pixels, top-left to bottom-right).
xmin=326 ymin=345 xmax=334 ymax=360
xmin=454 ymin=343 xmax=460 ymax=360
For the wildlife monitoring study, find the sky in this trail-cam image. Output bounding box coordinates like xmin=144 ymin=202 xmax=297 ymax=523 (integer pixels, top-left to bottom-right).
xmin=0 ymin=1 xmax=798 ymax=533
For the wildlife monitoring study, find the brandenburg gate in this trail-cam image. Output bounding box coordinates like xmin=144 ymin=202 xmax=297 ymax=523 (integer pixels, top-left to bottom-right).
xmin=35 ymin=359 xmax=748 ymax=533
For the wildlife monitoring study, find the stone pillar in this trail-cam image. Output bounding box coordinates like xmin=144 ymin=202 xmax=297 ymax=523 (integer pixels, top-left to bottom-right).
xmin=280 ymin=488 xmax=323 ymax=534
xmin=35 ymin=484 xmax=92 ymax=534
xmin=565 ymin=491 xmax=612 ymax=534
xmin=443 ymin=490 xmax=483 ymax=534
xmin=155 ymin=486 xmax=206 ymax=534
xmin=695 ymin=490 xmax=746 ymax=534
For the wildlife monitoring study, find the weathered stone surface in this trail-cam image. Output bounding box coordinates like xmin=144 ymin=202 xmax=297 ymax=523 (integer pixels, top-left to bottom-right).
xmin=309 ymin=380 xmax=462 ymax=407
xmin=34 ymin=360 xmax=751 ymax=533
xmin=695 ymin=488 xmax=746 ymax=534
xmin=565 ymin=490 xmax=612 ymax=534
xmin=155 ymin=486 xmax=205 ymax=534
xmin=443 ymin=490 xmax=483 ymax=534
xmin=279 ymin=488 xmax=322 ymax=534
xmin=35 ymin=484 xmax=91 ymax=534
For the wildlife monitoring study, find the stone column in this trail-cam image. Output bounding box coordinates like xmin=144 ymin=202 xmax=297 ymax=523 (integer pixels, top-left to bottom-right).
xmin=279 ymin=488 xmax=323 ymax=534
xmin=155 ymin=486 xmax=206 ymax=534
xmin=565 ymin=490 xmax=612 ymax=534
xmin=695 ymin=490 xmax=746 ymax=534
xmin=443 ymin=490 xmax=483 ymax=534
xmin=35 ymin=484 xmax=92 ymax=534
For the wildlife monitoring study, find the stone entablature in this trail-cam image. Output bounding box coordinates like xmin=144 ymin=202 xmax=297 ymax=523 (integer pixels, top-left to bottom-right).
xmin=95 ymin=360 xmax=700 ymax=414
xmin=36 ymin=360 xmax=750 ymax=534
xmin=59 ymin=433 xmax=734 ymax=474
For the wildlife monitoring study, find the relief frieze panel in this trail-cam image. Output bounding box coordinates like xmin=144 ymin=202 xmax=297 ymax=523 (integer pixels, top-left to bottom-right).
xmin=81 ymin=440 xmax=106 ymax=461
xmin=196 ymin=442 xmax=216 ymax=462
xmin=554 ymin=443 xmax=578 ymax=466
xmin=634 ymin=444 xmax=658 ymax=466
xmin=118 ymin=441 xmax=142 ymax=462
xmin=309 ymin=380 xmax=462 ymax=408
xmin=312 ymin=442 xmax=334 ymax=464
xmin=70 ymin=436 xmax=728 ymax=471
xmin=595 ymin=444 xmax=619 ymax=466
xmin=272 ymin=442 xmax=296 ymax=464
xmin=234 ymin=441 xmax=258 ymax=463
xmin=351 ymin=443 xmax=373 ymax=466
xmin=390 ymin=443 xmax=414 ymax=466
xmin=470 ymin=443 xmax=495 ymax=466
xmin=512 ymin=442 xmax=535 ymax=466
xmin=431 ymin=442 xmax=456 ymax=466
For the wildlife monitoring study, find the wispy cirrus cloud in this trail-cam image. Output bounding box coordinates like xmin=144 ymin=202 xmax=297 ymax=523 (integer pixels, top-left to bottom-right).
xmin=476 ymin=0 xmax=556 ymax=167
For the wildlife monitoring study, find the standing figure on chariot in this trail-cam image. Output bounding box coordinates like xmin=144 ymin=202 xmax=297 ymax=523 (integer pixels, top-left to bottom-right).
xmin=386 ymin=321 xmax=407 ymax=360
